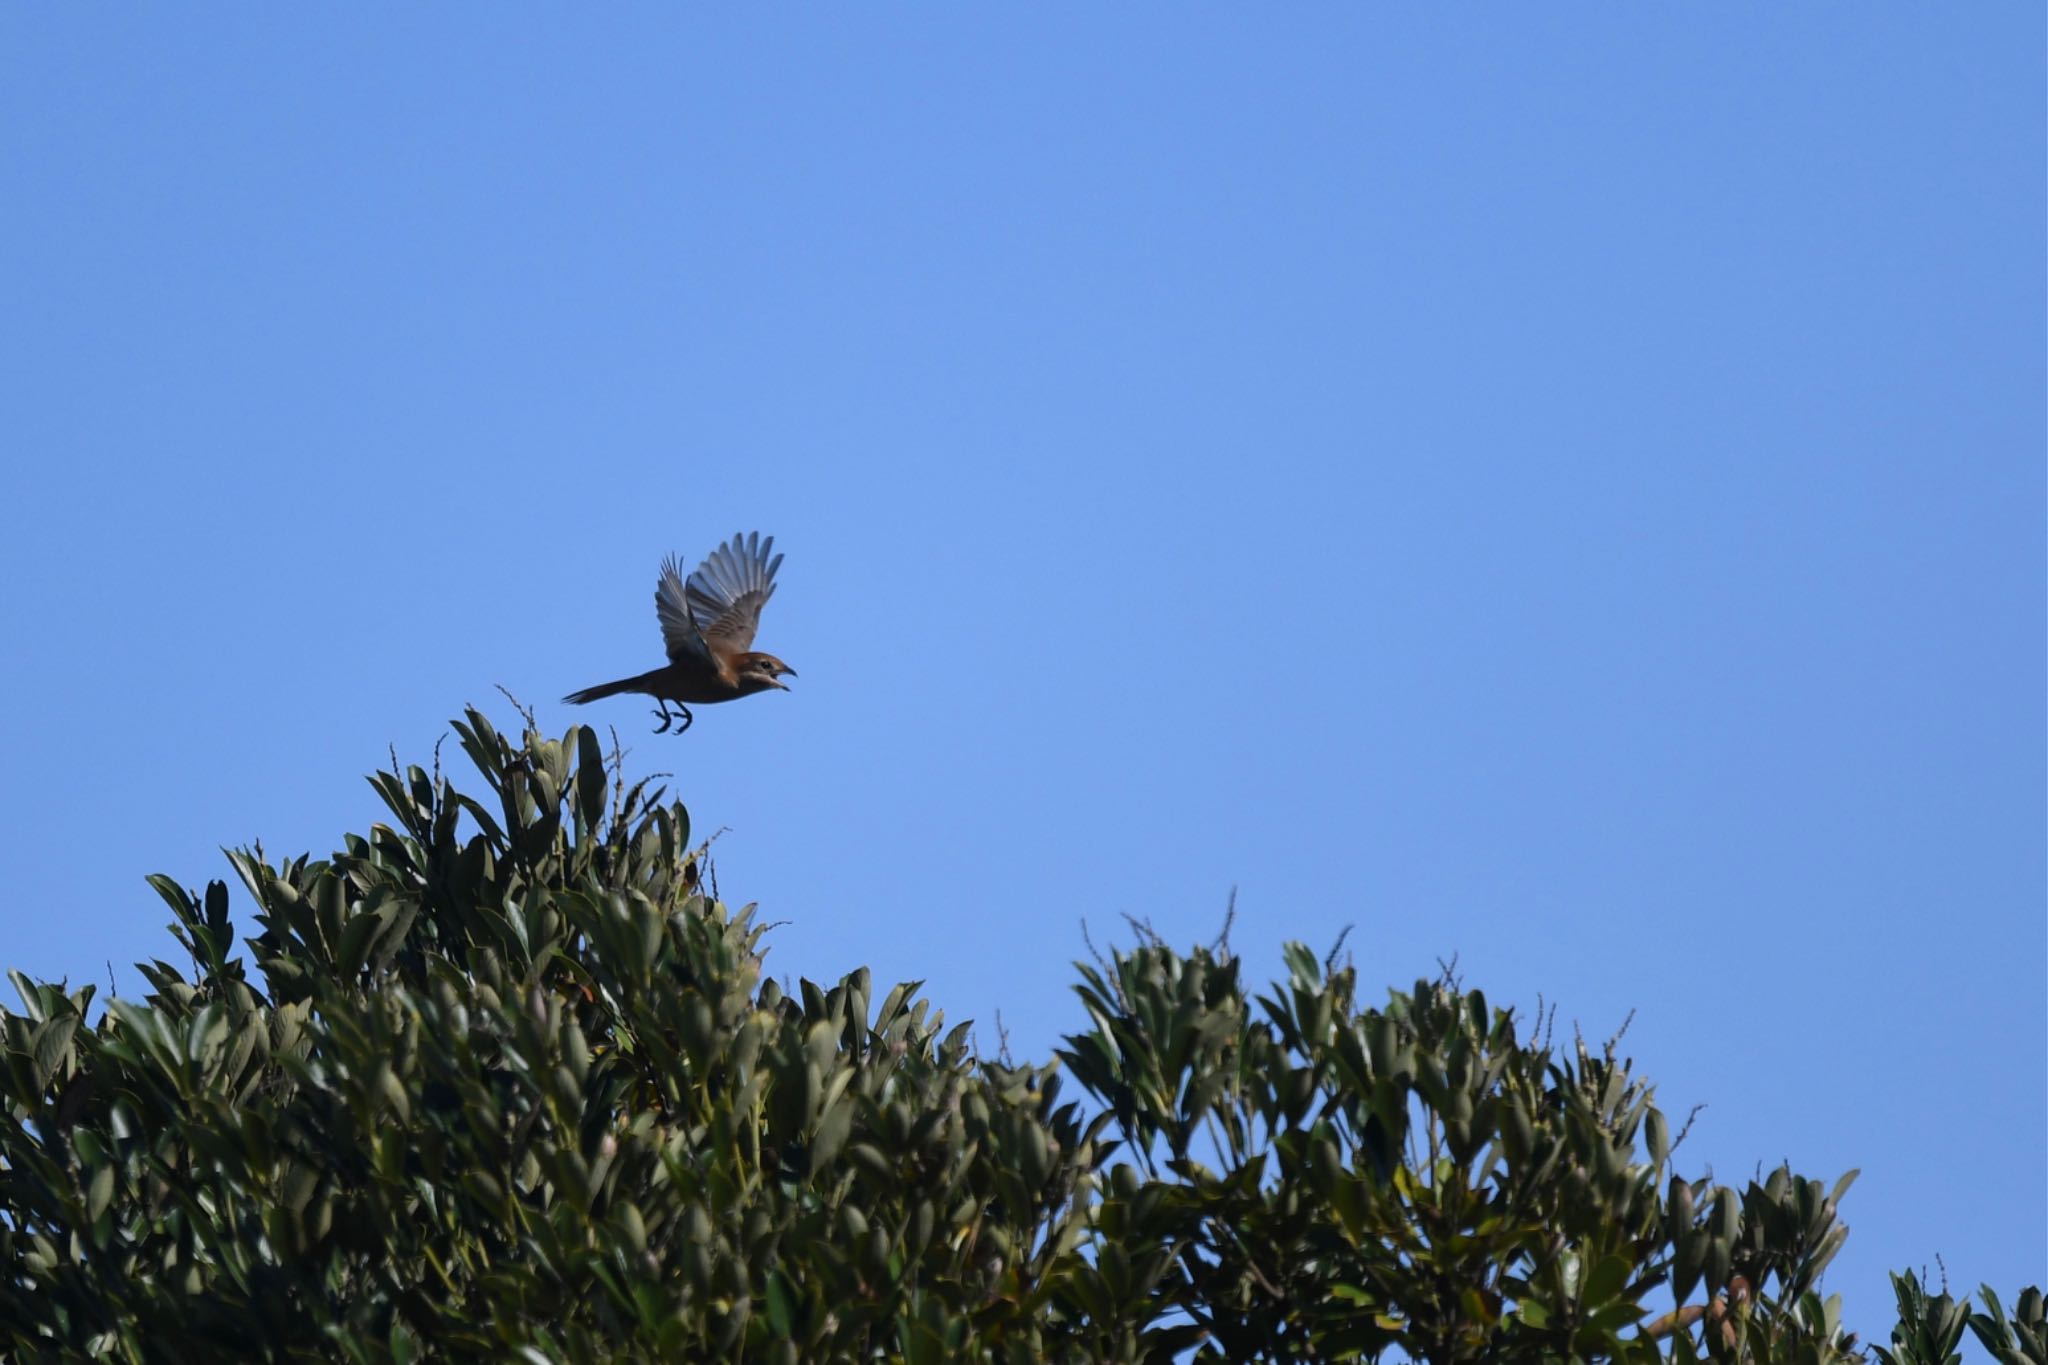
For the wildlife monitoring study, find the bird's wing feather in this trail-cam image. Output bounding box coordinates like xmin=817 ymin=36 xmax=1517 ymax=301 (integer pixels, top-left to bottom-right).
xmin=656 ymin=555 xmax=712 ymax=664
xmin=684 ymin=531 xmax=782 ymax=654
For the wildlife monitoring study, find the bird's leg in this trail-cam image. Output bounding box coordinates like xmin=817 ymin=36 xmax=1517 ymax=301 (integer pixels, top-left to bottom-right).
xmin=671 ymin=705 xmax=694 ymax=736
xmin=651 ymin=701 xmax=674 ymax=734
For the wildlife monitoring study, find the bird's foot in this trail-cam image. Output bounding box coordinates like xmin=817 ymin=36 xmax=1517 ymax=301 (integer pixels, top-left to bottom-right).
xmin=650 ymin=701 xmax=694 ymax=736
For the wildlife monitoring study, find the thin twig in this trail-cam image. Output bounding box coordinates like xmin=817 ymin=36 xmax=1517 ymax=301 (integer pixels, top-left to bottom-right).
xmin=696 ymin=827 xmax=732 ymax=903
xmin=992 ymin=1009 xmax=1013 ymax=1067
xmin=493 ymin=683 xmax=537 ymax=732
xmin=1322 ymin=924 xmax=1354 ymax=978
xmin=1669 ymin=1102 xmax=1707 ymax=1158
xmin=606 ymin=724 xmax=628 ymax=826
xmin=1211 ymin=887 xmax=1238 ymax=955
xmin=1604 ymin=1007 xmax=1637 ymax=1054
xmin=1078 ymin=920 xmax=1126 ymax=1009
xmin=1080 ymin=919 xmax=1108 ymax=974
xmin=1120 ymin=912 xmax=1164 ymax=948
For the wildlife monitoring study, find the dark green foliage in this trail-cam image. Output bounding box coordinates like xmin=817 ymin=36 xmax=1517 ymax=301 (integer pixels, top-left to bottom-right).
xmin=0 ymin=709 xmax=2033 ymax=1362
xmin=1058 ymin=937 xmax=1867 ymax=1365
xmin=1875 ymin=1275 xmax=2046 ymax=1365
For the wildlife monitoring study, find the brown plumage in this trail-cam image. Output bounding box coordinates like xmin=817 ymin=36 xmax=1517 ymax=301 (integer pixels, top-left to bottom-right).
xmin=563 ymin=532 xmax=796 ymax=734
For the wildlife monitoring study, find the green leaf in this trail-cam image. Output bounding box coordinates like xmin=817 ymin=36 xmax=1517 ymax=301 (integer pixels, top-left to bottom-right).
xmin=810 ymin=1094 xmax=855 ymax=1174
xmin=87 ymin=1163 xmax=115 ymax=1220
xmin=1582 ymin=1254 xmax=1633 ymax=1308
xmin=336 ymin=907 xmax=383 ymax=976
xmin=30 ymin=1015 xmax=78 ymax=1090
xmin=764 ymin=1269 xmax=795 ymax=1339
xmin=574 ymin=724 xmax=607 ymax=833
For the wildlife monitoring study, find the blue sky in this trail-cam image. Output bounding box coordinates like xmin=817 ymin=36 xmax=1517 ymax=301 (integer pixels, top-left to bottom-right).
xmin=2 ymin=3 xmax=2040 ymax=1333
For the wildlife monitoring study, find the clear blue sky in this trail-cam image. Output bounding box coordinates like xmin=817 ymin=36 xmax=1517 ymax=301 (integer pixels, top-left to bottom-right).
xmin=3 ymin=3 xmax=2040 ymax=1333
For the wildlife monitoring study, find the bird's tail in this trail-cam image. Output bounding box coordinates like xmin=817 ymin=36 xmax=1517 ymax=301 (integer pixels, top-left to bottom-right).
xmin=562 ymin=673 xmax=651 ymax=706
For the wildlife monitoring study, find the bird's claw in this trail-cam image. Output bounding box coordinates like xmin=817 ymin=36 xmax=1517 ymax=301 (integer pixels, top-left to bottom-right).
xmin=650 ymin=701 xmax=694 ymax=736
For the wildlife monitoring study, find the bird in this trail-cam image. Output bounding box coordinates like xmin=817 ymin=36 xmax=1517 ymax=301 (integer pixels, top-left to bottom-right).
xmin=563 ymin=532 xmax=796 ymax=735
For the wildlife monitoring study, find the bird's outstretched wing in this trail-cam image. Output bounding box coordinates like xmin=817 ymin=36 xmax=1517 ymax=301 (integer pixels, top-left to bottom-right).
xmin=683 ymin=531 xmax=783 ymax=655
xmin=656 ymin=556 xmax=712 ymax=664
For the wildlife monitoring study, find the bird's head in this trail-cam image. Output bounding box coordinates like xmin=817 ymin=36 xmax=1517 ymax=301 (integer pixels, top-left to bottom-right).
xmin=737 ymin=652 xmax=797 ymax=693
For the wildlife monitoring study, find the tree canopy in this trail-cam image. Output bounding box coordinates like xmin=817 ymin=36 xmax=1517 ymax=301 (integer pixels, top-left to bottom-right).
xmin=1 ymin=709 xmax=2036 ymax=1363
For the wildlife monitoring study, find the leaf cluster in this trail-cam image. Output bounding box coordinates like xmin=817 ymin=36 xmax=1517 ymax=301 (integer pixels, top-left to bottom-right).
xmin=0 ymin=709 xmax=2035 ymax=1364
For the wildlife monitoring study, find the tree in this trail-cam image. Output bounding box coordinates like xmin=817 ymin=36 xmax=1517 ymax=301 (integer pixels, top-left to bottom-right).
xmin=0 ymin=710 xmax=2036 ymax=1363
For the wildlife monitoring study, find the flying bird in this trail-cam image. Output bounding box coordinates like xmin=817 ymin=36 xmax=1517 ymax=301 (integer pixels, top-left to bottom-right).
xmin=563 ymin=532 xmax=796 ymax=734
